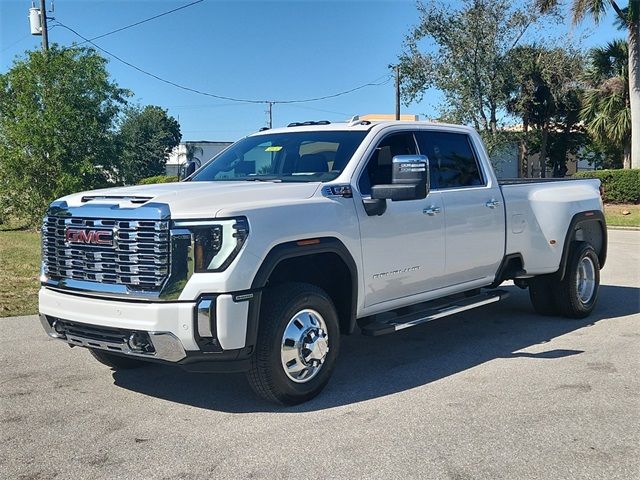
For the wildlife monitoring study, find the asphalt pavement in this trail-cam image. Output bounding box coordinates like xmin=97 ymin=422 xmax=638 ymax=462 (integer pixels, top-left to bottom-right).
xmin=1 ymin=230 xmax=639 ymax=480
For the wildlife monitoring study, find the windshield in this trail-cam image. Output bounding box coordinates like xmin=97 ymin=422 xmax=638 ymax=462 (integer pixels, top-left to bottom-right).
xmin=190 ymin=130 xmax=368 ymax=182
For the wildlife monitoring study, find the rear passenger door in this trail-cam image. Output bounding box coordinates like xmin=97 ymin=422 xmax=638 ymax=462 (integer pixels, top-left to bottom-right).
xmin=415 ymin=130 xmax=505 ymax=287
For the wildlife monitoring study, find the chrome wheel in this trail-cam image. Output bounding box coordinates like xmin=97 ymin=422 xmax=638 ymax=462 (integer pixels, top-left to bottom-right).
xmin=280 ymin=309 xmax=329 ymax=383
xmin=576 ymin=256 xmax=596 ymax=304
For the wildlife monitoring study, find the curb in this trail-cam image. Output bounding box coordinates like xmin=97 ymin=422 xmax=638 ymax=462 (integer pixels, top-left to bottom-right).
xmin=607 ymin=226 xmax=640 ymax=231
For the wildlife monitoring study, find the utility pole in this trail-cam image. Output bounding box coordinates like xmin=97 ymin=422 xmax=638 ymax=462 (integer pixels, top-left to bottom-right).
xmin=39 ymin=0 xmax=49 ymax=52
xmin=395 ymin=65 xmax=401 ymax=120
xmin=30 ymin=0 xmax=49 ymax=51
xmin=267 ymin=101 xmax=273 ymax=128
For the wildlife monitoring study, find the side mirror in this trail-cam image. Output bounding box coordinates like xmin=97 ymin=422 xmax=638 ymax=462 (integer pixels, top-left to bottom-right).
xmin=371 ymin=155 xmax=430 ymax=201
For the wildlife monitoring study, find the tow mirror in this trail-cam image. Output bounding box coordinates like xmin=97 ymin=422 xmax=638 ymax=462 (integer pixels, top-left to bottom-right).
xmin=371 ymin=155 xmax=429 ymax=201
xmin=363 ymin=155 xmax=430 ymax=216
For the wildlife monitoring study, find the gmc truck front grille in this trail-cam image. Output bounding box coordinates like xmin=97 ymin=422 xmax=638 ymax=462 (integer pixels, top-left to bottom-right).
xmin=42 ymin=216 xmax=170 ymax=290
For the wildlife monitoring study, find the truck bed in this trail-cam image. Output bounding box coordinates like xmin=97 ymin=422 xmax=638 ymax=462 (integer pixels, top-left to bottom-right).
xmin=498 ymin=177 xmax=602 ymax=275
xmin=498 ymin=177 xmax=586 ymax=186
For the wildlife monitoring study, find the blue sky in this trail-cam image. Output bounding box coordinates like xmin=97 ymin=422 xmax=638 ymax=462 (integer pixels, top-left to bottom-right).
xmin=0 ymin=0 xmax=623 ymax=141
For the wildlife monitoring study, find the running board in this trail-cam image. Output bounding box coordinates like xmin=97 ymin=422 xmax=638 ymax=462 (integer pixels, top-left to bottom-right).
xmin=360 ymin=290 xmax=509 ymax=336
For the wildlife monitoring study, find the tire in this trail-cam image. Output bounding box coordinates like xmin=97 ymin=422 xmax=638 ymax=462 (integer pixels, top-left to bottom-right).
xmin=247 ymin=282 xmax=340 ymax=405
xmin=528 ymin=275 xmax=562 ymax=316
xmin=554 ymin=242 xmax=600 ymax=319
xmin=89 ymin=349 xmax=148 ymax=370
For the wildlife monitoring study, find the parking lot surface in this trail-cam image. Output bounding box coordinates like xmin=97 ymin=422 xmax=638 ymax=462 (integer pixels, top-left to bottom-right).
xmin=1 ymin=230 xmax=639 ymax=480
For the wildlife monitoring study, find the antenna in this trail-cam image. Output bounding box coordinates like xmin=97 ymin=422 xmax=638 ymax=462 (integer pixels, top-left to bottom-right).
xmin=347 ymin=115 xmax=361 ymax=126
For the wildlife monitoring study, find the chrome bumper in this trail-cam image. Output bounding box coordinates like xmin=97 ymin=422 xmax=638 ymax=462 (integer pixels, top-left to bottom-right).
xmin=40 ymin=314 xmax=187 ymax=363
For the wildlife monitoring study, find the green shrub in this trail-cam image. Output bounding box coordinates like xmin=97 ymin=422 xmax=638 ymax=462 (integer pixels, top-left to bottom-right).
xmin=137 ymin=175 xmax=179 ymax=185
xmin=574 ymin=169 xmax=640 ymax=204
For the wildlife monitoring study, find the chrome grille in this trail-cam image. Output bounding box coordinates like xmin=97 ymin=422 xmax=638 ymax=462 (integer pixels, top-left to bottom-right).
xmin=42 ymin=216 xmax=170 ymax=290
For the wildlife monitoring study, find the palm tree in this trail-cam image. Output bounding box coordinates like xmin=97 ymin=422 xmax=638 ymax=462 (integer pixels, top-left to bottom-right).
xmin=506 ymin=45 xmax=583 ymax=177
xmin=537 ymin=0 xmax=639 ymax=168
xmin=180 ymin=143 xmax=203 ymax=179
xmin=184 ymin=143 xmax=203 ymax=165
xmin=582 ymin=40 xmax=632 ymax=167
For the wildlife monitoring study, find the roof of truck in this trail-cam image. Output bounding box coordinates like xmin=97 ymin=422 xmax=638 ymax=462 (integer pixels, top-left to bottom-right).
xmin=251 ymin=120 xmax=475 ymax=136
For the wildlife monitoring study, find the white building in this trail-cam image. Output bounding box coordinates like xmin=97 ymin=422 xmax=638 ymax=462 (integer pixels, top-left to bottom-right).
xmin=166 ymin=141 xmax=233 ymax=177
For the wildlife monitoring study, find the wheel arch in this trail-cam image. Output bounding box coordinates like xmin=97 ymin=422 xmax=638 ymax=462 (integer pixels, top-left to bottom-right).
xmin=557 ymin=210 xmax=607 ymax=281
xmin=250 ymin=237 xmax=358 ymax=335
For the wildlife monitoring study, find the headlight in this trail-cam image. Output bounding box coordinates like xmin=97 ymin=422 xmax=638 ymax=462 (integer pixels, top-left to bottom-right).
xmin=173 ymin=217 xmax=249 ymax=272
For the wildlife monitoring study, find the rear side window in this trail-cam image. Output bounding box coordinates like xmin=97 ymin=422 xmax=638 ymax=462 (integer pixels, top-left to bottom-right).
xmin=415 ymin=131 xmax=484 ymax=189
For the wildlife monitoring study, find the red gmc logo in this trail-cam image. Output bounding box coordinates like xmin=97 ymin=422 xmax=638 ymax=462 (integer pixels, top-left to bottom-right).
xmin=65 ymin=228 xmax=114 ymax=247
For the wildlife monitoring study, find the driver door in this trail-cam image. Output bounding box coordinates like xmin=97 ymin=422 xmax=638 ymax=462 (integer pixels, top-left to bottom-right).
xmin=354 ymin=131 xmax=446 ymax=309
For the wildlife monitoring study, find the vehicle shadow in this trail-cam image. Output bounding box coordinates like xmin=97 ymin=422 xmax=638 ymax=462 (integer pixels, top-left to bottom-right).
xmin=112 ymin=284 xmax=639 ymax=413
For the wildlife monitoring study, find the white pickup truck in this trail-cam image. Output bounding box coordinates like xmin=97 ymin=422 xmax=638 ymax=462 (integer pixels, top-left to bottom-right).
xmin=39 ymin=119 xmax=607 ymax=404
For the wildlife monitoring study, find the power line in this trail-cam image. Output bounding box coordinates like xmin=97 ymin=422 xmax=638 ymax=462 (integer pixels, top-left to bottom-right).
xmin=53 ymin=20 xmax=391 ymax=105
xmin=279 ymin=103 xmax=352 ymax=117
xmin=1 ymin=34 xmax=31 ymax=54
xmin=77 ymin=0 xmax=205 ymax=45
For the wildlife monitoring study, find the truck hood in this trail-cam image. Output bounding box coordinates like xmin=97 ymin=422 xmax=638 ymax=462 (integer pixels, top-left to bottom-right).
xmin=58 ymin=181 xmax=322 ymax=218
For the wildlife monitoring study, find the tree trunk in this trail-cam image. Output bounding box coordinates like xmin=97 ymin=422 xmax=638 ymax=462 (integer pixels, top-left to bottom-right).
xmin=629 ymin=19 xmax=640 ymax=169
xmin=539 ymin=126 xmax=549 ymax=178
xmin=554 ymin=121 xmax=571 ymax=177
xmin=519 ymin=118 xmax=529 ymax=178
xmin=623 ymin=141 xmax=631 ymax=169
xmin=489 ymin=104 xmax=498 ymax=135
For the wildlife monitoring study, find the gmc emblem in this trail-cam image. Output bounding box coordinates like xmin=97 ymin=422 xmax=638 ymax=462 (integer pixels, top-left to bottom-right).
xmin=65 ymin=228 xmax=114 ymax=247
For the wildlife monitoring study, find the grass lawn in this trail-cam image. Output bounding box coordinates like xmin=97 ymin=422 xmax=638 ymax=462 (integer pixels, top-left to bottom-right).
xmin=0 ymin=230 xmax=41 ymax=317
xmin=604 ymin=204 xmax=640 ymax=228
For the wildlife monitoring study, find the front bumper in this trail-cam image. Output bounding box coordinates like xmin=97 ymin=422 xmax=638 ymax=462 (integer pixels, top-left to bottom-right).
xmin=40 ymin=314 xmax=187 ymax=362
xmin=39 ymin=287 xmax=257 ymax=370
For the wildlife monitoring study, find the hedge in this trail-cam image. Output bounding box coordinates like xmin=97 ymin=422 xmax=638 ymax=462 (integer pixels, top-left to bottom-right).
xmin=137 ymin=175 xmax=179 ymax=185
xmin=573 ymin=169 xmax=640 ymax=204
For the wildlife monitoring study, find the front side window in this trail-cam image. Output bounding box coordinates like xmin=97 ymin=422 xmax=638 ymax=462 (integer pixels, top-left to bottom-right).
xmin=415 ymin=131 xmax=484 ymax=189
xmin=190 ymin=131 xmax=367 ymax=183
xmin=359 ymin=132 xmax=417 ymax=195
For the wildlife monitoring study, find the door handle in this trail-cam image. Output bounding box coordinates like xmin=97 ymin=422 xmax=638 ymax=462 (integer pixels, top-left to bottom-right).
xmin=423 ymin=205 xmax=441 ymax=216
xmin=485 ymin=199 xmax=501 ymax=209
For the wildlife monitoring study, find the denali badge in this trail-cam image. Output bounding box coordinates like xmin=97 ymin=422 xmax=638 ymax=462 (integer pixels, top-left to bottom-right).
xmin=65 ymin=228 xmax=114 ymax=247
xmin=372 ymin=265 xmax=420 ymax=280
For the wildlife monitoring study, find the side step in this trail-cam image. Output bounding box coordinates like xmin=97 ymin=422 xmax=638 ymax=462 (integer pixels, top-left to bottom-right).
xmin=360 ymin=290 xmax=509 ymax=336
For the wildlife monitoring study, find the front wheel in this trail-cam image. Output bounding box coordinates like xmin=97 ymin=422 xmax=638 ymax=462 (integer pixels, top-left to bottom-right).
xmin=247 ymin=283 xmax=340 ymax=405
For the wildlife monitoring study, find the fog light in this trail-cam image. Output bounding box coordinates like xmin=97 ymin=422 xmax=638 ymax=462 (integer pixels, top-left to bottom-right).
xmin=127 ymin=332 xmax=151 ymax=352
xmin=52 ymin=320 xmax=65 ymax=335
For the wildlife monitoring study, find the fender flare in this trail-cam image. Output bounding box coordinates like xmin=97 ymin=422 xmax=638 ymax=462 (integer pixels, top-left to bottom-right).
xmin=557 ymin=210 xmax=607 ymax=280
xmin=248 ymin=237 xmax=359 ymax=337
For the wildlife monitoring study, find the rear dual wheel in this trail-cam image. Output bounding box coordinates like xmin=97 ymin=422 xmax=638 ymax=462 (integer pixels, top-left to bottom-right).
xmin=529 ymin=242 xmax=600 ymax=319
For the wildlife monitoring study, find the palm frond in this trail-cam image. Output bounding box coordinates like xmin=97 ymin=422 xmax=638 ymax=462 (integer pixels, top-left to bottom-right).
xmin=572 ymin=0 xmax=609 ymax=24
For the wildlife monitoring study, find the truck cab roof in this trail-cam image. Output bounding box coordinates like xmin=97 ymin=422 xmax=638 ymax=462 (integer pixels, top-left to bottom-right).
xmin=252 ymin=120 xmax=477 ymax=136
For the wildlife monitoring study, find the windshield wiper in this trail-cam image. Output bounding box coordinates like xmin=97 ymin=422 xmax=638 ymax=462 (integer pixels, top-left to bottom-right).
xmin=242 ymin=177 xmax=282 ymax=182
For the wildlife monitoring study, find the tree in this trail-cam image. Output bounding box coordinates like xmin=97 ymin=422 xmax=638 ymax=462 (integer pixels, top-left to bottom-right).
xmin=581 ymin=40 xmax=632 ymax=167
xmin=506 ymin=45 xmax=584 ymax=176
xmin=117 ymin=105 xmax=181 ymax=184
xmin=537 ymin=0 xmax=639 ymax=168
xmin=399 ymin=0 xmax=545 ymax=144
xmin=0 ymin=46 xmax=128 ymax=226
